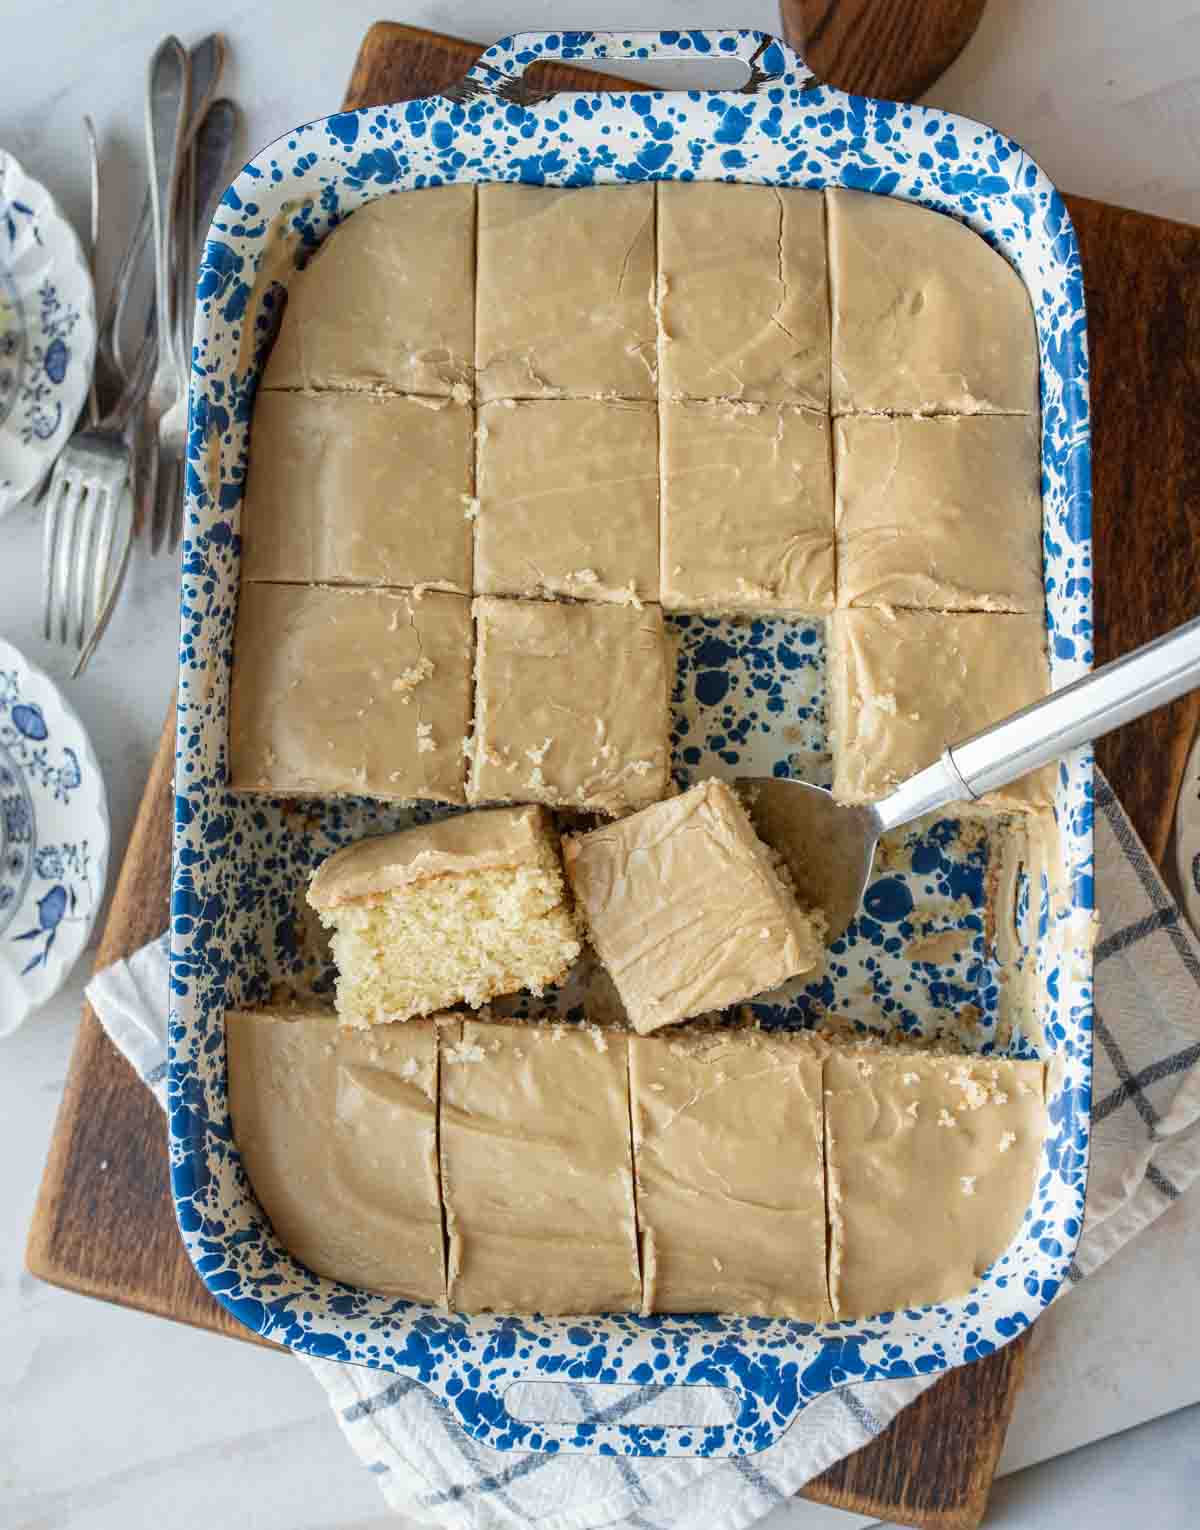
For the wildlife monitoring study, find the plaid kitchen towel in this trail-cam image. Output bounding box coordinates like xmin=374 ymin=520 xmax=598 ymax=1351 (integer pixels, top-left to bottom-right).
xmin=89 ymin=773 xmax=1200 ymax=1530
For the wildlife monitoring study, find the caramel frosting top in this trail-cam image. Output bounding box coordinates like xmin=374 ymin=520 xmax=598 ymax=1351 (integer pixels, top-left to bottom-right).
xmin=631 ymin=1028 xmax=831 ymax=1319
xmin=564 ymin=779 xmax=825 ymax=1034
xmin=262 ymin=186 xmax=475 ymax=396
xmin=468 ymin=596 xmax=671 ymax=816
xmin=225 ymin=1007 xmax=446 ymax=1303
xmin=824 ymin=1047 xmax=1047 ymax=1319
xmin=828 ymin=187 xmax=1039 ymax=415
xmin=308 ymin=805 xmax=556 ymax=910
xmin=834 ymin=414 xmax=1043 ymax=613
xmin=657 ymin=181 xmax=829 ymax=408
xmin=438 ymin=1020 xmax=641 ymax=1315
xmin=830 ymin=607 xmax=1054 ymax=810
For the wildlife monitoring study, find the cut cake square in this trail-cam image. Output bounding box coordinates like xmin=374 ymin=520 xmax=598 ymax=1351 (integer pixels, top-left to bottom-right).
xmin=468 ymin=596 xmax=671 ymax=815
xmin=829 ymin=608 xmax=1054 ymax=810
xmin=262 ymin=187 xmax=475 ymax=396
xmin=439 ymin=1020 xmax=641 ymax=1314
xmin=240 ymin=391 xmax=472 ymax=591
xmin=630 ymin=1028 xmax=831 ymax=1318
xmin=474 ymin=399 xmax=658 ymax=604
xmin=475 ymin=184 xmax=656 ymax=400
xmin=660 ymin=400 xmax=834 ymax=614
xmin=834 ymin=414 xmax=1043 ymax=612
xmin=228 ymin=584 xmax=472 ymax=803
xmin=824 ymin=1047 xmax=1046 ymax=1318
xmin=225 ymin=1007 xmax=445 ymax=1302
xmin=827 ymin=187 xmax=1038 ymax=416
xmin=657 ymin=181 xmax=828 ymax=407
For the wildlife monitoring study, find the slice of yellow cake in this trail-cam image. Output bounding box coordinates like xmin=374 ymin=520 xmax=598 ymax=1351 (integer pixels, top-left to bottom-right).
xmin=307 ymin=806 xmax=581 ymax=1026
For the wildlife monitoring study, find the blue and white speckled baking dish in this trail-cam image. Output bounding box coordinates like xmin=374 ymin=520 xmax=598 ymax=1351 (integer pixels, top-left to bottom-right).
xmin=169 ymin=29 xmax=1095 ymax=1458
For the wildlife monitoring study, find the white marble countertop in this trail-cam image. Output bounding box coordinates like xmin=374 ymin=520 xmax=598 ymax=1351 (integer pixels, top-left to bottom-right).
xmin=1 ymin=2 xmax=1198 ymax=1526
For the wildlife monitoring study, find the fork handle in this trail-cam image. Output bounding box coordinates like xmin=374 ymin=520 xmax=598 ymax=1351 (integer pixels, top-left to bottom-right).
xmin=146 ymin=36 xmax=190 ymax=384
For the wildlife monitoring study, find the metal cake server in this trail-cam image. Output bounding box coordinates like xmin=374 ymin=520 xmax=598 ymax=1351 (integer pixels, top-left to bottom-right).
xmin=742 ymin=614 xmax=1200 ymax=946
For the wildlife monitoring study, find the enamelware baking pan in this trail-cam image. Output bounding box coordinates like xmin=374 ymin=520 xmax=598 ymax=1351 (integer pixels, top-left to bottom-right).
xmin=169 ymin=28 xmax=1094 ymax=1458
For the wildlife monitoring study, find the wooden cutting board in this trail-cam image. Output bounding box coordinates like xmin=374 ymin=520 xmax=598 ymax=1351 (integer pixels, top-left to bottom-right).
xmin=27 ymin=18 xmax=1200 ymax=1530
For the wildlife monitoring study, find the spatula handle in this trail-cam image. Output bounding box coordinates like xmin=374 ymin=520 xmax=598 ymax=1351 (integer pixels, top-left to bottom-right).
xmin=948 ymin=614 xmax=1200 ymax=802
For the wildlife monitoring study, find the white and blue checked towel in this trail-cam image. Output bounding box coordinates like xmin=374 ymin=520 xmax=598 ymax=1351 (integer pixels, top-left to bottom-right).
xmin=90 ymin=774 xmax=1200 ymax=1530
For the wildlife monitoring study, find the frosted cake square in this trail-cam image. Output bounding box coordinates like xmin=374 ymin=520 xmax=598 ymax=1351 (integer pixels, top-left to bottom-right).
xmin=657 ymin=181 xmax=828 ymax=408
xmin=474 ymin=399 xmax=658 ymax=604
xmin=467 ymin=596 xmax=670 ymax=814
xmin=660 ymin=400 xmax=834 ymax=614
xmin=240 ymin=391 xmax=473 ymax=591
xmin=827 ymin=187 xmax=1038 ymax=415
xmin=829 ymin=608 xmax=1054 ymax=810
xmin=262 ymin=186 xmax=474 ymax=396
xmin=824 ymin=1048 xmax=1046 ymax=1318
xmin=226 ymin=1008 xmax=445 ymax=1302
xmin=228 ymin=584 xmax=471 ymax=803
xmin=834 ymin=414 xmax=1043 ymax=612
xmin=630 ymin=1029 xmax=831 ymax=1318
xmin=439 ymin=1020 xmax=641 ymax=1314
xmin=475 ymin=184 xmax=656 ymax=400
xmin=563 ymin=779 xmax=825 ymax=1034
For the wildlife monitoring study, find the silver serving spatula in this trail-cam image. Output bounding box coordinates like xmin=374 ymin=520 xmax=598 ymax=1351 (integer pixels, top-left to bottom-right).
xmin=741 ymin=614 xmax=1200 ymax=946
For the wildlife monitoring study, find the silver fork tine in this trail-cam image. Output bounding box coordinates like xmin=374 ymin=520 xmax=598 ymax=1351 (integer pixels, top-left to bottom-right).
xmin=70 ymin=478 xmax=99 ymax=647
xmin=41 ymin=466 xmax=67 ymax=640
xmin=79 ymin=481 xmax=116 ymax=647
xmin=74 ymin=487 xmax=135 ymax=679
xmin=53 ymin=473 xmax=87 ymax=645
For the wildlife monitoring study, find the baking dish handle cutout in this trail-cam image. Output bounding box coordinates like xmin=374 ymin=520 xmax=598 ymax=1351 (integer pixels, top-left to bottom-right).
xmin=446 ymin=1364 xmax=820 ymax=1457
xmin=503 ymin=1379 xmax=738 ymax=1431
xmin=459 ymin=29 xmax=819 ymax=102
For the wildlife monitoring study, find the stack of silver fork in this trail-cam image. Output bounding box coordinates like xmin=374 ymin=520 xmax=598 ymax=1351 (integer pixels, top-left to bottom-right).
xmin=41 ymin=34 xmax=238 ymax=675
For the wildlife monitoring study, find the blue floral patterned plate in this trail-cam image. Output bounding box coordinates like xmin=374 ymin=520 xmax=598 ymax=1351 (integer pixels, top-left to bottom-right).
xmin=0 ymin=639 xmax=108 ymax=1032
xmin=170 ymin=28 xmax=1095 ymax=1458
xmin=0 ymin=149 xmax=96 ymax=516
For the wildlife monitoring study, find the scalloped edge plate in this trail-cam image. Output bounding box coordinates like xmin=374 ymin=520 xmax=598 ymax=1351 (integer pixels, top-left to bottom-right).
xmin=0 ymin=639 xmax=109 ymax=1032
xmin=0 ymin=148 xmax=97 ymax=516
xmin=1175 ymin=726 xmax=1200 ymax=936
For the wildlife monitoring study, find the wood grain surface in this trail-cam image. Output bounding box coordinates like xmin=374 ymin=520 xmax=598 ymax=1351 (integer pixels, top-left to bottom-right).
xmin=1078 ymin=193 xmax=1200 ymax=864
xmin=780 ymin=0 xmax=987 ymax=100
xmin=26 ymin=14 xmax=1200 ymax=1530
xmin=25 ymin=707 xmax=273 ymax=1349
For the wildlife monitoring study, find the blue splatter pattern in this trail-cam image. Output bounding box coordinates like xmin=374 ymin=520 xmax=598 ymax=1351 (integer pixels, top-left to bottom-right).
xmin=168 ymin=29 xmax=1094 ymax=1459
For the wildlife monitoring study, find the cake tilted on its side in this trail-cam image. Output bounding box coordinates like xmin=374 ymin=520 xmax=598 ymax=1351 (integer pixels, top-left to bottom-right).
xmin=563 ymin=778 xmax=826 ymax=1034
xmin=307 ymin=806 xmax=581 ymax=1027
xmin=225 ymin=1006 xmax=448 ymax=1303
